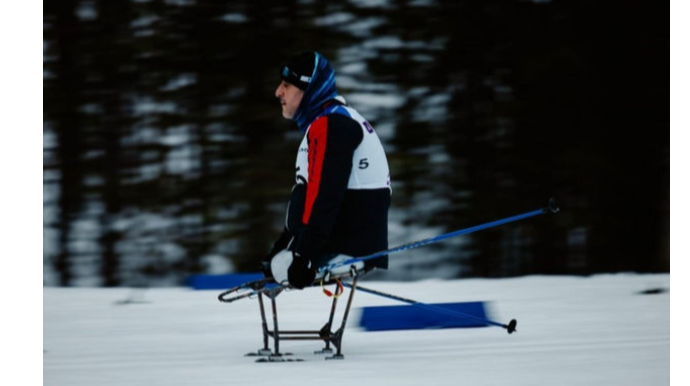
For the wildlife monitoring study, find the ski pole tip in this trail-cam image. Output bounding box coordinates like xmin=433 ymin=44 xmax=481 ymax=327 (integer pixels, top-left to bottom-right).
xmin=506 ymin=319 xmax=517 ymax=334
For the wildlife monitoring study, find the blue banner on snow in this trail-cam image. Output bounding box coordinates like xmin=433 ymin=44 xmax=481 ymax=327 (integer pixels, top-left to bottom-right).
xmin=186 ymin=273 xmax=264 ymax=290
xmin=358 ymin=301 xmax=489 ymax=331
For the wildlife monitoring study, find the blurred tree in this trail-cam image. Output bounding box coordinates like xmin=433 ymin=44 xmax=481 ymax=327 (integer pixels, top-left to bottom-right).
xmin=45 ymin=0 xmax=85 ymax=286
xmin=43 ymin=0 xmax=669 ymax=286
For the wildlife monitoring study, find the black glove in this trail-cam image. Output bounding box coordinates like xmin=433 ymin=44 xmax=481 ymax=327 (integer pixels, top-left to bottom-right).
xmin=288 ymin=253 xmax=316 ymax=289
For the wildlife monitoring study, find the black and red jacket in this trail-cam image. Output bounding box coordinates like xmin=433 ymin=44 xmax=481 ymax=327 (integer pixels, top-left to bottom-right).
xmin=271 ymin=100 xmax=391 ymax=270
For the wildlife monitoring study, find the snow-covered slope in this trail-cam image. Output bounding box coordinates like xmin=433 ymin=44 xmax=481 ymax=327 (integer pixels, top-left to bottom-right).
xmin=43 ymin=274 xmax=669 ymax=386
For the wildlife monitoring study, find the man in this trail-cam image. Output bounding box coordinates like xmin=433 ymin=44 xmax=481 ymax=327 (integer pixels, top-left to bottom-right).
xmin=266 ymin=51 xmax=391 ymax=289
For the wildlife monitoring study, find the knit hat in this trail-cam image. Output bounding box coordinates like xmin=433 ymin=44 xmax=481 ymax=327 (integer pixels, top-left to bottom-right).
xmin=286 ymin=52 xmax=339 ymax=133
xmin=280 ymin=52 xmax=316 ymax=90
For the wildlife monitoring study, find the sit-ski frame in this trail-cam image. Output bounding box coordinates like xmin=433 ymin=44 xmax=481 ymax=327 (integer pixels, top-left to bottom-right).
xmin=245 ymin=274 xmax=360 ymax=362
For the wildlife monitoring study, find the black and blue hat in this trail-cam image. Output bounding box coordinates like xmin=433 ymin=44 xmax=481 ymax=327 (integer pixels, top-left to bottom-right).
xmin=280 ymin=51 xmax=339 ymax=132
xmin=280 ymin=52 xmax=316 ymax=91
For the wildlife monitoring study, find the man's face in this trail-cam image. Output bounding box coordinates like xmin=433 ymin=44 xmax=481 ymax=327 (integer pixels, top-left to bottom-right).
xmin=275 ymin=81 xmax=304 ymax=119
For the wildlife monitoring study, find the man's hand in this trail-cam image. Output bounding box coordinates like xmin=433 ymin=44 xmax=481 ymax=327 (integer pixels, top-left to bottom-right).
xmin=288 ymin=253 xmax=316 ymax=289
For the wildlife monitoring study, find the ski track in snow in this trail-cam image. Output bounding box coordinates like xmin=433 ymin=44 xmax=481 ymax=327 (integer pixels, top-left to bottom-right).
xmin=43 ymin=274 xmax=670 ymax=386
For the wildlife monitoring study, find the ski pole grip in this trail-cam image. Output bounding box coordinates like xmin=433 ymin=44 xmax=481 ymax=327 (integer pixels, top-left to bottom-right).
xmin=543 ymin=197 xmax=560 ymax=214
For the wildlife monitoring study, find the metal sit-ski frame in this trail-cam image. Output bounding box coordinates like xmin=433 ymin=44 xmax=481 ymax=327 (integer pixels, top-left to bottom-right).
xmin=245 ymin=274 xmax=359 ymax=362
xmin=218 ymin=266 xmax=364 ymax=362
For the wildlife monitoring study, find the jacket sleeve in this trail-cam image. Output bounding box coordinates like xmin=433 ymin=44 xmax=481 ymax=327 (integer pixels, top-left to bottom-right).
xmin=266 ymin=227 xmax=292 ymax=262
xmin=294 ymin=114 xmax=363 ymax=261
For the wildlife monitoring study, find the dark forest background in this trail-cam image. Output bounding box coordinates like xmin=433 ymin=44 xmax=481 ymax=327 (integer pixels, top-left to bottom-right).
xmin=43 ymin=0 xmax=669 ymax=287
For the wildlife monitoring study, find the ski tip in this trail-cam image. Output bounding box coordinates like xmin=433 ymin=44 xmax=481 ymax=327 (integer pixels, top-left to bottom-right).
xmin=506 ymin=319 xmax=517 ymax=334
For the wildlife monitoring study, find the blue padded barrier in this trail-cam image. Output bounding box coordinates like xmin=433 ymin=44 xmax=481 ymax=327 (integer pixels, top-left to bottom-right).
xmin=358 ymin=301 xmax=489 ymax=331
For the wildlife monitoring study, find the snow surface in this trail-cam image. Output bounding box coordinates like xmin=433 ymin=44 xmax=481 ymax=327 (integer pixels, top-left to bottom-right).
xmin=43 ymin=274 xmax=670 ymax=386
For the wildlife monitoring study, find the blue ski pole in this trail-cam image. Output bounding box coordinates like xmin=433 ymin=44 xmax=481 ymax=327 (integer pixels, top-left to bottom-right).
xmin=319 ymin=198 xmax=559 ymax=274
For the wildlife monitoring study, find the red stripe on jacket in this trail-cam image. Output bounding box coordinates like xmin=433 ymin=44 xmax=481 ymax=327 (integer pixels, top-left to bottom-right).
xmin=303 ymin=117 xmax=328 ymax=224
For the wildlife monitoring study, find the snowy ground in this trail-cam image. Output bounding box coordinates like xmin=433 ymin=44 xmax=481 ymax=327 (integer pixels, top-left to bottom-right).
xmin=43 ymin=274 xmax=670 ymax=386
